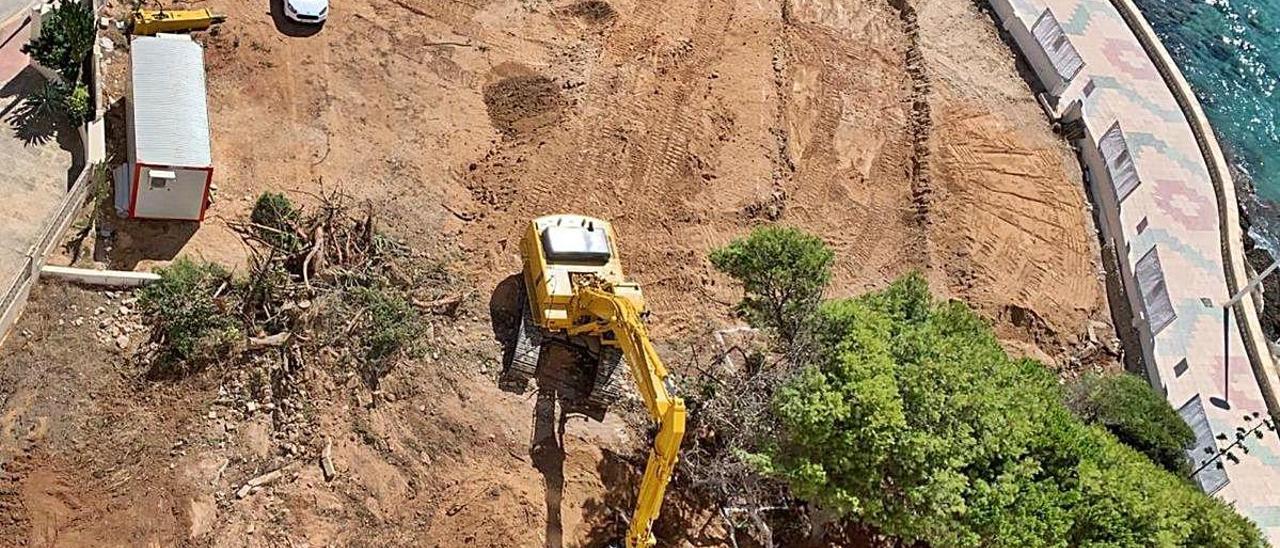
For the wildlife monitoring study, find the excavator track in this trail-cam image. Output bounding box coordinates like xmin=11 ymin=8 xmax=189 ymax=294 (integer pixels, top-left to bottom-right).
xmin=501 ymin=291 xmax=542 ymax=392
xmin=586 ymin=347 xmax=626 ymax=411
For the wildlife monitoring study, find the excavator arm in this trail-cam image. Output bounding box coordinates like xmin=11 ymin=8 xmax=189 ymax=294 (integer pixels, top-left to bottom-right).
xmin=567 ymin=285 xmax=687 ymax=548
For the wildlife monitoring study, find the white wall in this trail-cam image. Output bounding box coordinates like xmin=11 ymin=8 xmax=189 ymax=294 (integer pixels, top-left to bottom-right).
xmin=133 ymin=165 xmax=207 ymax=220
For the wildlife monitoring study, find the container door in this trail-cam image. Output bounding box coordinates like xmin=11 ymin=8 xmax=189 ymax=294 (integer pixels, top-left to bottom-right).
xmin=133 ymin=166 xmax=207 ymax=220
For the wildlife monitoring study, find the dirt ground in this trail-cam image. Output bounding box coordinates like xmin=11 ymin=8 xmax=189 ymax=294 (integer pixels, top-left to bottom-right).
xmin=9 ymin=0 xmax=1122 ymax=545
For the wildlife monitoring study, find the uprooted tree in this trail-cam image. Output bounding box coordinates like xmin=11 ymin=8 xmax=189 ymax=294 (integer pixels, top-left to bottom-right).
xmin=688 ymin=227 xmax=1264 ymax=546
xmin=138 ymin=257 xmax=241 ymax=374
xmin=677 ymin=226 xmax=837 ymax=546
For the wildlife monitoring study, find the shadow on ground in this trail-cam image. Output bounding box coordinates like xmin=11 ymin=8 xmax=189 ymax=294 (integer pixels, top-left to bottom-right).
xmin=0 ymin=66 xmax=85 ymax=184
xmin=97 ymin=219 xmax=198 ymax=270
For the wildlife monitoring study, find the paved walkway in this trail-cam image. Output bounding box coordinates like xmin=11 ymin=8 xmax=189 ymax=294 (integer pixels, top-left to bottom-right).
xmin=0 ymin=15 xmax=81 ymax=296
xmin=997 ymin=0 xmax=1280 ymax=542
xmin=0 ymin=0 xmax=28 ymax=31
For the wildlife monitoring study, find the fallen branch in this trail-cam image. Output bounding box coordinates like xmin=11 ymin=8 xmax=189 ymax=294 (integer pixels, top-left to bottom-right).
xmin=411 ymin=291 xmax=472 ymax=316
xmin=442 ymin=203 xmax=477 ymax=222
xmin=248 ymin=332 xmax=291 ymax=349
xmin=302 ymin=225 xmax=325 ymax=291
xmin=235 ymin=465 xmax=291 ymax=499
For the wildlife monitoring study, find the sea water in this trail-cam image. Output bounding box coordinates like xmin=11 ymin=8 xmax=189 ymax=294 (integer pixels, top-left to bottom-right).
xmin=1132 ymin=0 xmax=1280 ymax=251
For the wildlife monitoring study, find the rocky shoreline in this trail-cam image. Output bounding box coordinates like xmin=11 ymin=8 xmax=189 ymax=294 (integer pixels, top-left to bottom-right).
xmin=1238 ymin=186 xmax=1280 ymax=341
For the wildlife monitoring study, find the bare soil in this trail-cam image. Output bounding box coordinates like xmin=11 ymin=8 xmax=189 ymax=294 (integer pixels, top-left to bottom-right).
xmin=11 ymin=0 xmax=1123 ymax=544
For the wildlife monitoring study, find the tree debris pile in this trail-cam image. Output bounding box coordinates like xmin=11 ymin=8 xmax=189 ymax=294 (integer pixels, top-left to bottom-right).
xmin=136 ymin=190 xmax=464 ymax=458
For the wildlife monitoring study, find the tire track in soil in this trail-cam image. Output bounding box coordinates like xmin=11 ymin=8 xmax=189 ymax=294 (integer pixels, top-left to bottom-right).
xmin=458 ymin=0 xmax=740 ymax=327
xmin=570 ymin=0 xmax=736 ymax=198
xmin=770 ymin=8 xmax=915 ymax=287
xmin=889 ymin=0 xmax=934 ymax=272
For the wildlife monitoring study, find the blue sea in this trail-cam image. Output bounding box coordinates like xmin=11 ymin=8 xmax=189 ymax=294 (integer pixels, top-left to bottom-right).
xmin=1133 ymin=0 xmax=1280 ymax=251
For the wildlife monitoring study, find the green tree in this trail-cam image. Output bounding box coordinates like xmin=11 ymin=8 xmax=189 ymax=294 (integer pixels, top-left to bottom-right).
xmin=709 ymin=226 xmax=834 ymax=344
xmin=23 ymin=0 xmax=95 ymax=83
xmin=1068 ymin=372 xmax=1195 ymax=475
xmin=751 ymin=273 xmax=1263 ymax=547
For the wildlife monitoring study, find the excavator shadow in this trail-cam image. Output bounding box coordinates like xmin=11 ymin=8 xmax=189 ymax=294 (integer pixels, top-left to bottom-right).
xmin=494 ymin=274 xmax=625 ymax=547
xmin=531 ymin=388 xmax=570 ymax=548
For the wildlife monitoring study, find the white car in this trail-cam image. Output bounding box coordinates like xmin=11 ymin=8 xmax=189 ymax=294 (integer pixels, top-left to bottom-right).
xmin=284 ymin=0 xmax=328 ymax=23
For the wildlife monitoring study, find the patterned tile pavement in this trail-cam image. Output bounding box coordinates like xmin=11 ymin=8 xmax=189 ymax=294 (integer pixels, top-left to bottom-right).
xmin=1001 ymin=0 xmax=1280 ymax=542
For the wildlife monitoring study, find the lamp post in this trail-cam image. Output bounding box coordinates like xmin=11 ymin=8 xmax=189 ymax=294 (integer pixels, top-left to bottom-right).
xmin=1211 ymin=260 xmax=1280 ymax=410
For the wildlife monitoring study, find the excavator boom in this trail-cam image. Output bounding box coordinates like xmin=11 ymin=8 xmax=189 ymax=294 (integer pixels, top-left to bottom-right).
xmin=569 ymin=287 xmax=687 ymax=547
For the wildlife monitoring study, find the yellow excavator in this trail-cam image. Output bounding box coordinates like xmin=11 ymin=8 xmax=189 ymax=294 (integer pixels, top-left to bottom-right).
xmin=503 ymin=214 xmax=686 ymax=548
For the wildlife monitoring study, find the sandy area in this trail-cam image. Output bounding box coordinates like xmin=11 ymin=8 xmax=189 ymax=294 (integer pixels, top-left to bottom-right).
xmin=7 ymin=0 xmax=1119 ymax=544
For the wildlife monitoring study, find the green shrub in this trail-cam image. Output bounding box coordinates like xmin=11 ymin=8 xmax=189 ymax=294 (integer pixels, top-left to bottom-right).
xmin=23 ymin=0 xmax=94 ymax=82
xmin=1068 ymin=372 xmax=1195 ymax=475
xmin=23 ymin=81 xmax=91 ymax=125
xmin=250 ymin=192 xmax=302 ymax=252
xmin=751 ymin=273 xmax=1263 ymax=547
xmin=64 ymin=82 xmax=90 ymax=123
xmin=709 ymin=226 xmax=834 ymax=344
xmin=343 ymin=285 xmax=422 ymax=383
xmin=138 ymin=257 xmax=240 ymax=372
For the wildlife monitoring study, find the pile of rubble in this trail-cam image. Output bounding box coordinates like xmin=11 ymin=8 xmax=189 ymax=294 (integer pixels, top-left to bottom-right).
xmin=75 ymin=290 xmax=146 ymax=351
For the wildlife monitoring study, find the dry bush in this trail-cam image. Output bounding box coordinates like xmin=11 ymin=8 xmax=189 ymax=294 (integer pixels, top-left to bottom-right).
xmin=679 ymin=340 xmax=805 ymax=547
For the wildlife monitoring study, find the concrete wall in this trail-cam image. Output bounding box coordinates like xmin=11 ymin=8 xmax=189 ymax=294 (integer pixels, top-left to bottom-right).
xmin=993 ymin=5 xmax=1070 ymax=100
xmin=1074 ymin=121 xmax=1166 ymax=389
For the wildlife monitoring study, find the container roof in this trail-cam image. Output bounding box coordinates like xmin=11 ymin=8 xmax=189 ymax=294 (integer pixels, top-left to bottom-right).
xmin=130 ymin=34 xmax=211 ymax=167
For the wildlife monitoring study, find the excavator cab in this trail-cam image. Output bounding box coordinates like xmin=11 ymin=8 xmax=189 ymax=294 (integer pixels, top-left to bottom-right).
xmin=502 ymin=214 xmax=686 ymax=548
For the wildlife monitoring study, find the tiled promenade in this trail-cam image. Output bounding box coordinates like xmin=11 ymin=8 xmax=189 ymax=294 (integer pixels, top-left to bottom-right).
xmin=998 ymin=0 xmax=1280 ymax=542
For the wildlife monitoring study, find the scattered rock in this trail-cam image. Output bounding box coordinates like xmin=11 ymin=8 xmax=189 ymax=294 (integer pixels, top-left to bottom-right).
xmin=320 ymin=437 xmax=336 ymax=481
xmin=99 ymin=37 xmax=115 ymax=52
xmin=246 ymin=401 xmax=258 ymax=414
xmin=114 ymin=334 xmax=130 ymax=349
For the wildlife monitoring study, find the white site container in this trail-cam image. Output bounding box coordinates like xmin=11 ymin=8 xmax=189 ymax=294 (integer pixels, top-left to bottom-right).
xmin=116 ymin=34 xmax=213 ymax=221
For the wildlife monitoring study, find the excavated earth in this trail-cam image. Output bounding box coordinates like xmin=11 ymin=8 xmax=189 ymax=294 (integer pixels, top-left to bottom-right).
xmin=3 ymin=0 xmax=1121 ymax=545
